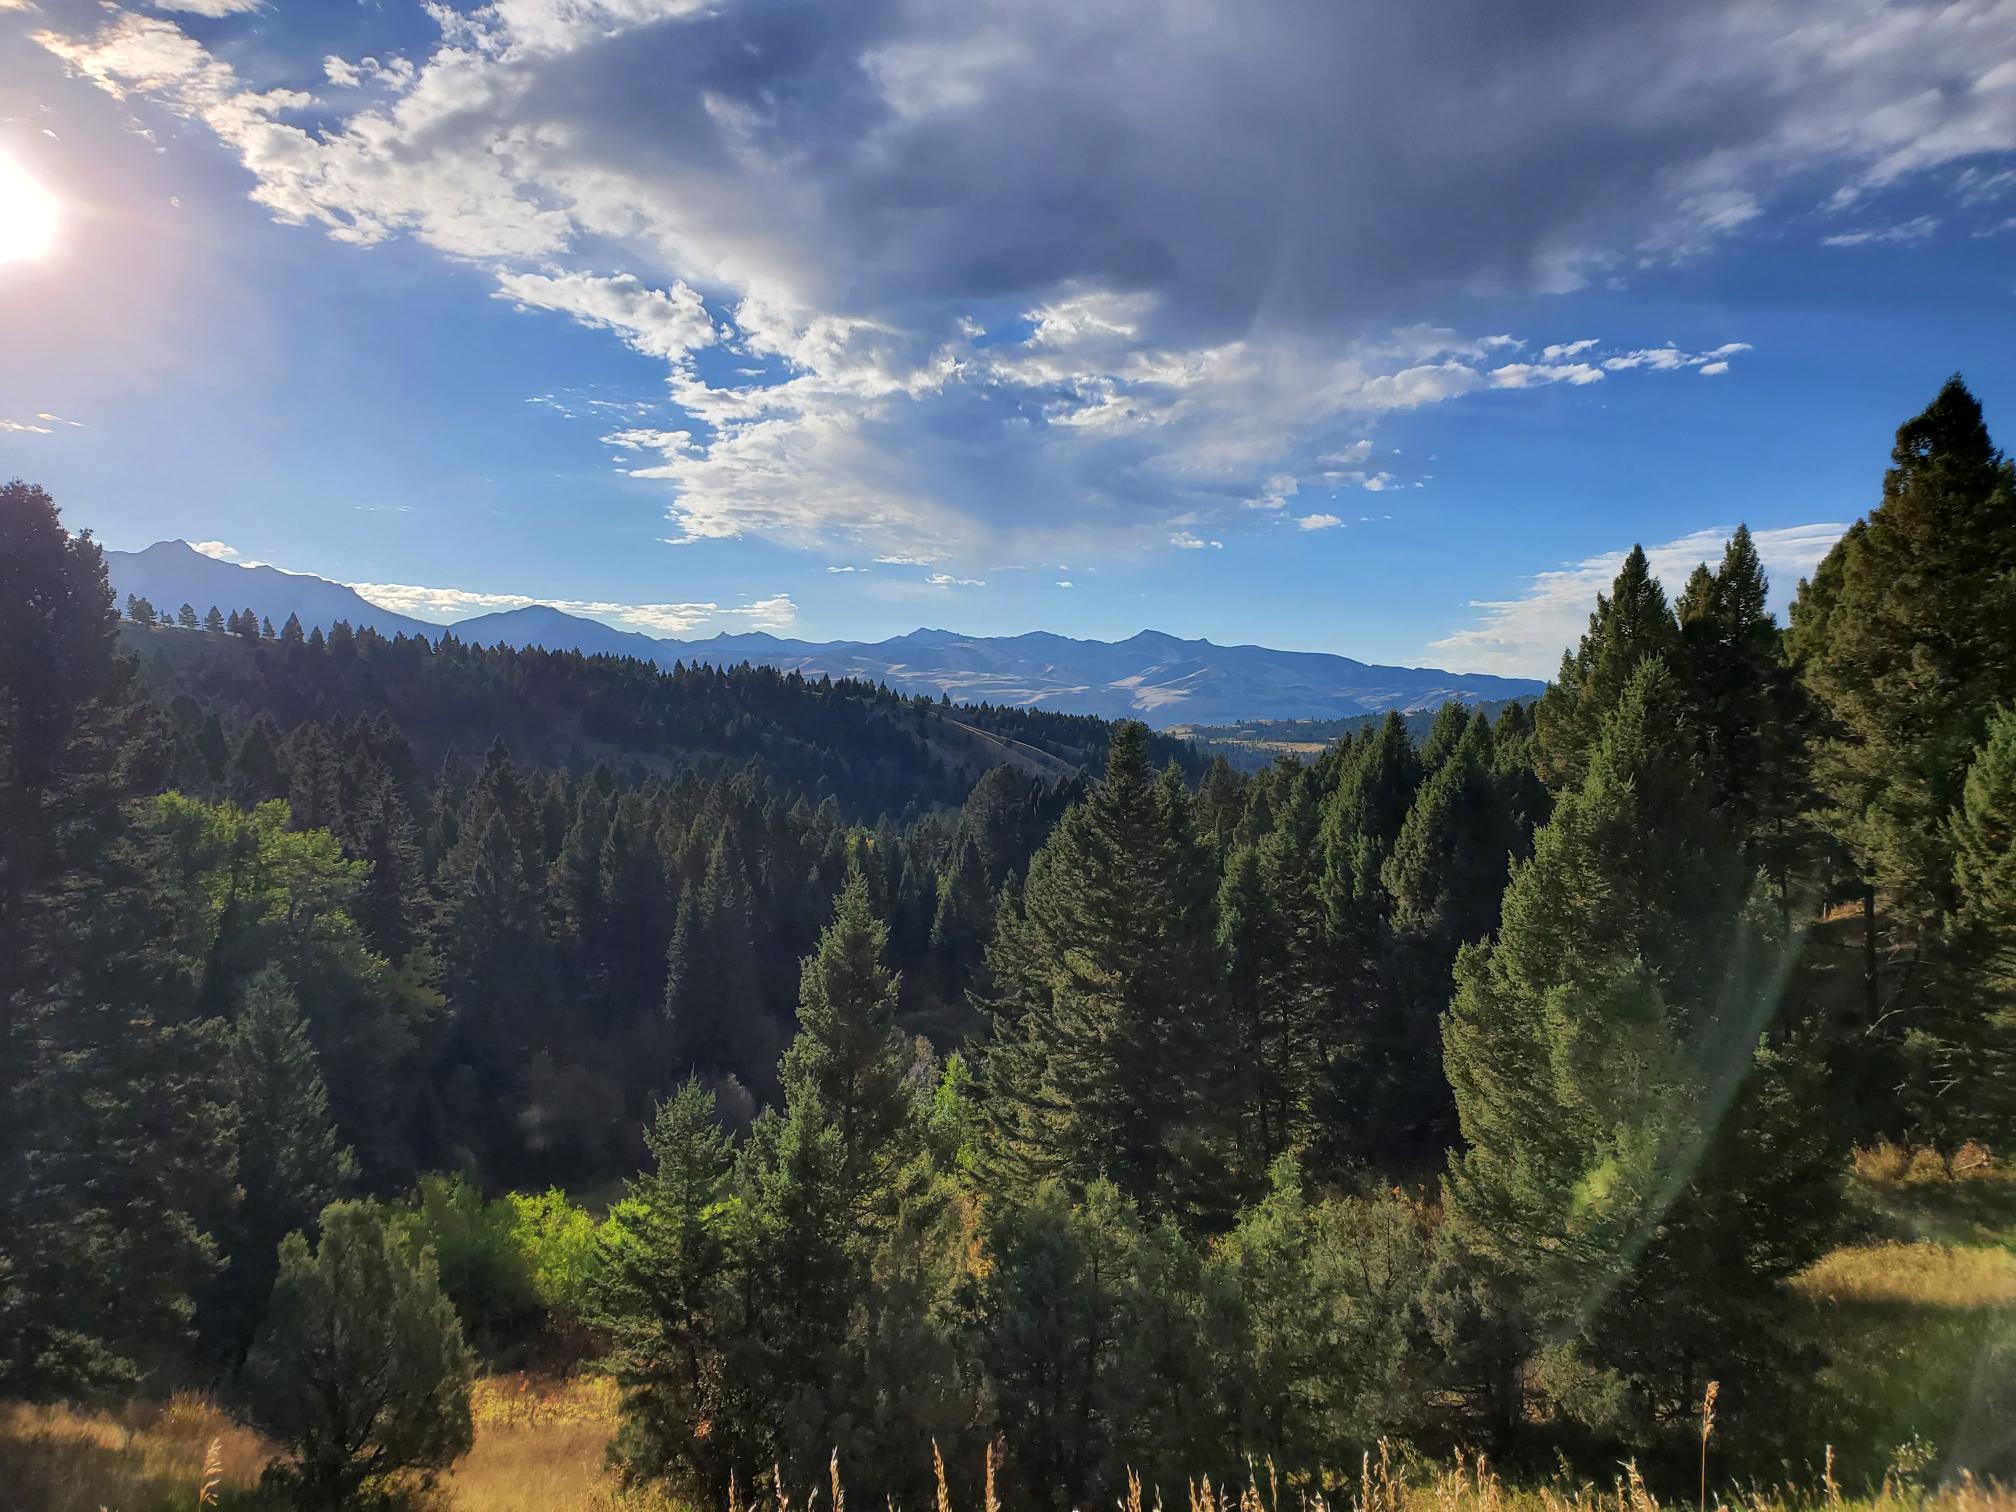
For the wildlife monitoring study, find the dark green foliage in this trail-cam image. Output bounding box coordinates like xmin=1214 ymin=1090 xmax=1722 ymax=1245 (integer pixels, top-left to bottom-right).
xmin=243 ymin=1201 xmax=474 ymax=1510
xmin=980 ymin=723 xmax=1238 ymax=1225
xmin=1795 ymin=377 xmax=2016 ymax=926
xmin=1534 ymin=544 xmax=1680 ymax=793
xmin=207 ymin=968 xmax=358 ymax=1360
xmin=177 ymin=602 xmax=199 ymax=630
xmin=1443 ymin=660 xmax=1840 ymax=1438
xmin=204 ymin=604 xmax=225 ymax=633
xmin=780 ymin=872 xmax=920 ymax=1211
xmin=0 ymin=480 xmax=227 ymax=1401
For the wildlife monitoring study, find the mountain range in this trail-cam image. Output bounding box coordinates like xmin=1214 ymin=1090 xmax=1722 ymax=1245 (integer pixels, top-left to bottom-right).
xmin=106 ymin=539 xmax=1541 ymax=726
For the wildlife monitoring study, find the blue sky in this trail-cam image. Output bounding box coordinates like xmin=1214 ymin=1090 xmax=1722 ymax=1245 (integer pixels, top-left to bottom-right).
xmin=1 ymin=0 xmax=2012 ymax=675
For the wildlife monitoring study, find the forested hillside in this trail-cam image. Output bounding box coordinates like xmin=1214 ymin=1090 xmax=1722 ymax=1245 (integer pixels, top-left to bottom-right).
xmin=4 ymin=378 xmax=2015 ymax=1510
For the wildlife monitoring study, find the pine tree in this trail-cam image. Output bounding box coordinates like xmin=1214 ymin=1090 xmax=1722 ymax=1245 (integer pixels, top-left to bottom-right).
xmin=595 ymin=1080 xmax=738 ymax=1500
xmin=177 ymin=602 xmax=199 ymax=630
xmin=233 ymin=713 xmax=288 ymax=803
xmin=261 ymin=615 xmax=276 ymax=639
xmin=1372 ymin=713 xmax=1517 ymax=1167
xmin=930 ymin=827 xmax=993 ymax=994
xmin=780 ymin=872 xmax=918 ymax=1213
xmin=0 ymin=480 xmax=229 ymax=1401
xmin=978 ymin=723 xmax=1236 ymax=1225
xmin=1217 ymin=771 xmax=1331 ymax=1176
xmin=204 ymin=605 xmax=225 ymax=633
xmin=1533 ymin=544 xmax=1680 ymax=793
xmin=663 ymin=826 xmax=764 ymax=1083
xmin=1796 ymin=378 xmax=2016 ymax=930
xmin=1443 ymin=660 xmax=1839 ymax=1435
xmin=237 ymin=606 xmax=261 ymax=641
xmin=281 ymin=611 xmax=305 ymax=646
xmin=208 ymin=968 xmax=358 ymax=1358
xmin=1676 ymin=526 xmax=1808 ymax=904
xmin=349 ymin=775 xmax=426 ymax=965
xmin=286 ymin=722 xmax=342 ymax=832
xmin=1926 ymin=706 xmax=2016 ymax=1140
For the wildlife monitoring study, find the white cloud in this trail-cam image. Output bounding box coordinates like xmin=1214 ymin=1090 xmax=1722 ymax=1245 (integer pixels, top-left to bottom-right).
xmin=875 ymin=553 xmax=942 ymax=566
xmin=1428 ymin=521 xmax=1846 ymax=677
xmin=926 ymin=572 xmax=985 ymax=588
xmin=349 ymin=580 xmax=797 ymax=636
xmin=1056 ymin=579 xmax=1074 ymax=588
xmin=151 ymin=0 xmax=262 ymax=15
xmin=1821 ymin=215 xmax=1941 ymax=247
xmin=495 ymin=271 xmax=716 ymax=361
xmin=1298 ymin=513 xmax=1344 ymax=531
xmin=189 ymin=539 xmax=240 ymax=559
xmin=1169 ymin=532 xmax=1223 ymax=550
xmin=0 ymin=418 xmax=53 ymax=434
xmin=27 ymin=1 xmax=2003 ymax=561
xmin=827 ymin=564 xmax=868 ymax=573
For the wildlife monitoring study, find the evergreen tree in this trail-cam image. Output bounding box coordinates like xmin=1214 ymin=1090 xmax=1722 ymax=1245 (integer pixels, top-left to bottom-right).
xmin=204 ymin=604 xmax=225 ymax=633
xmin=286 ymin=721 xmax=342 ymax=832
xmin=1373 ymin=713 xmax=1517 ymax=1166
xmin=1443 ymin=661 xmax=1839 ymax=1437
xmin=281 ymin=611 xmax=305 ymax=646
xmin=595 ymin=1080 xmax=738 ymax=1500
xmin=1676 ymin=526 xmax=1809 ymax=906
xmin=930 ymin=828 xmax=993 ymax=994
xmin=177 ymin=602 xmax=199 ymax=630
xmin=1533 ymin=544 xmax=1680 ymax=793
xmin=780 ymin=872 xmax=919 ymax=1213
xmin=233 ymin=713 xmax=288 ymax=803
xmin=236 ymin=606 xmax=261 ymax=641
xmin=243 ymin=1202 xmax=474 ymax=1511
xmin=979 ymin=723 xmax=1236 ymax=1225
xmin=663 ymin=826 xmax=765 ymax=1084
xmin=348 ymin=775 xmax=427 ymax=964
xmin=0 ymin=480 xmax=227 ymax=1400
xmin=209 ymin=968 xmax=358 ymax=1358
xmin=1796 ymin=377 xmax=2016 ymax=930
xmin=261 ymin=615 xmax=275 ymax=638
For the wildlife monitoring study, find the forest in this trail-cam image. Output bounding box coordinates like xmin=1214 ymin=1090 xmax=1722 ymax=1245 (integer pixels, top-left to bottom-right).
xmin=3 ymin=377 xmax=2015 ymax=1511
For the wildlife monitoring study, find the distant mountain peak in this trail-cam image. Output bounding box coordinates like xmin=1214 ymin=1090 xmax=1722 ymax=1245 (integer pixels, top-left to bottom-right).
xmin=104 ymin=538 xmax=1544 ymax=725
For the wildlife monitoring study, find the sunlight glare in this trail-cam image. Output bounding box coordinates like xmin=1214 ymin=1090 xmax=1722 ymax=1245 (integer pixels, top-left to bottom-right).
xmin=0 ymin=155 xmax=59 ymax=264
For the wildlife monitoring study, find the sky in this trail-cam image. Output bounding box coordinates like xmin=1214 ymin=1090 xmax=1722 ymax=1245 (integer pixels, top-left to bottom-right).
xmin=0 ymin=0 xmax=2012 ymax=677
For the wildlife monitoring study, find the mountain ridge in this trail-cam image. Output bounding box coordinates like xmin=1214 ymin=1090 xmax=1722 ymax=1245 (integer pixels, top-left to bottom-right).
xmin=107 ymin=539 xmax=1542 ymax=726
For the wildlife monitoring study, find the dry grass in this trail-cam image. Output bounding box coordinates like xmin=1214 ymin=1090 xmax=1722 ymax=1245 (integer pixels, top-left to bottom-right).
xmin=441 ymin=1373 xmax=628 ymax=1511
xmin=1796 ymin=1243 xmax=2016 ymax=1310
xmin=0 ymin=1392 xmax=270 ymax=1511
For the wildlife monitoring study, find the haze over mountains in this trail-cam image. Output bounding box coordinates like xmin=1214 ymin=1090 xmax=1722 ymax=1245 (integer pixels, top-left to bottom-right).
xmin=107 ymin=539 xmax=1540 ymax=725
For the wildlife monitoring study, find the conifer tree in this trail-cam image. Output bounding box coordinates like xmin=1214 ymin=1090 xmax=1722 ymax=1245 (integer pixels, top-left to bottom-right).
xmin=1443 ymin=660 xmax=1839 ymax=1434
xmin=595 ymin=1080 xmax=737 ymax=1499
xmin=930 ymin=828 xmax=993 ymax=993
xmin=233 ymin=713 xmax=288 ymax=803
xmin=209 ymin=968 xmax=358 ymax=1357
xmin=1795 ymin=377 xmax=2016 ymax=931
xmin=782 ymin=872 xmax=918 ymax=1212
xmin=978 ymin=723 xmax=1236 ymax=1224
xmin=1926 ymin=706 xmax=2016 ymax=1139
xmin=237 ymin=606 xmax=261 ymax=641
xmin=204 ymin=604 xmax=225 ymax=633
xmin=1372 ymin=713 xmax=1517 ymax=1166
xmin=349 ymin=775 xmax=426 ymax=965
xmin=280 ymin=611 xmax=305 ymax=646
xmin=243 ymin=1202 xmax=474 ymax=1510
xmin=663 ymin=826 xmax=764 ymax=1082
xmin=1533 ymin=544 xmax=1680 ymax=793
xmin=177 ymin=602 xmax=199 ymax=630
xmin=0 ymin=480 xmax=228 ymax=1400
xmin=261 ymin=615 xmax=275 ymax=638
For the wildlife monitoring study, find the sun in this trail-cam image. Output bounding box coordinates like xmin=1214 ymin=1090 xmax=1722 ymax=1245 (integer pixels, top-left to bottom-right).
xmin=0 ymin=155 xmax=59 ymax=264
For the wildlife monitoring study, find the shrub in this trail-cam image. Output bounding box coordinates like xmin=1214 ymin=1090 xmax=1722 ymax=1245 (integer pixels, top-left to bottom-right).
xmin=242 ymin=1201 xmax=475 ymax=1509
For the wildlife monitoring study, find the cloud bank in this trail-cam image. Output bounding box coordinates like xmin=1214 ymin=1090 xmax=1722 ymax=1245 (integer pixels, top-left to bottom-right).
xmin=31 ymin=0 xmax=2016 ymax=565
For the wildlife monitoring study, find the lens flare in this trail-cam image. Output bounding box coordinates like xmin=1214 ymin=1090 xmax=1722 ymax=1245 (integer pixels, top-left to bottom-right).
xmin=0 ymin=155 xmax=59 ymax=264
